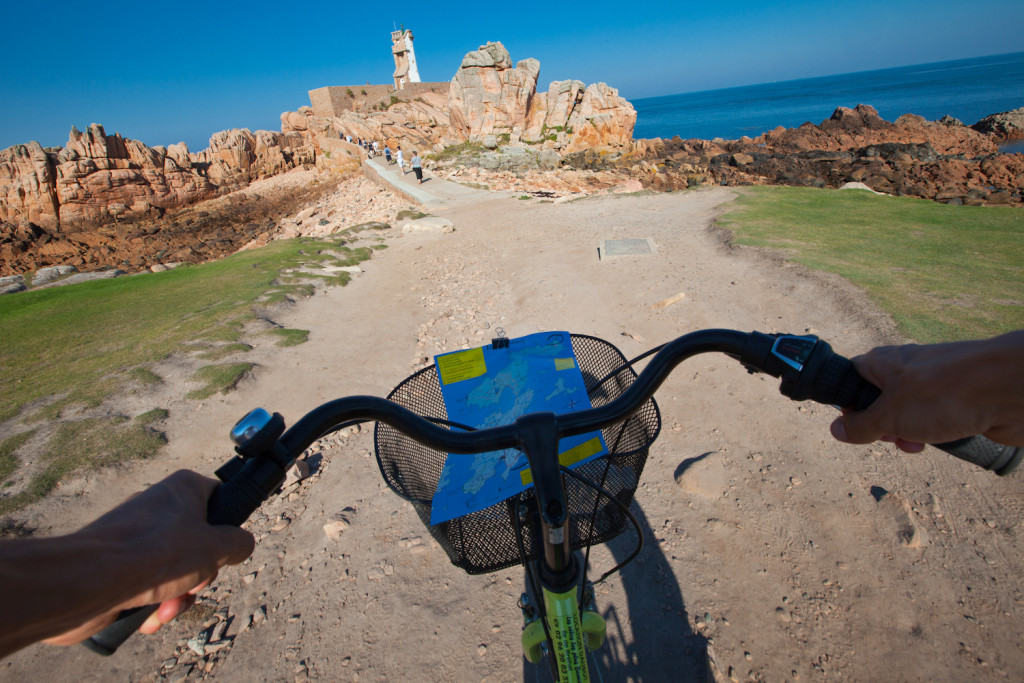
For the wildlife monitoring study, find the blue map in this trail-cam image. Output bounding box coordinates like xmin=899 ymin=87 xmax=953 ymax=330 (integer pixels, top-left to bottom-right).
xmin=430 ymin=332 xmax=607 ymax=525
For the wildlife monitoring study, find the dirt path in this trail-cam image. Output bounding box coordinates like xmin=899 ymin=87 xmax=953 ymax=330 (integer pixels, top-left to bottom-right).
xmin=6 ymin=187 xmax=1024 ymax=682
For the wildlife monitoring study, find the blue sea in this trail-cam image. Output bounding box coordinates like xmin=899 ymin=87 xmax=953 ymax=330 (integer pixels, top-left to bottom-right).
xmin=633 ymin=52 xmax=1024 ymax=151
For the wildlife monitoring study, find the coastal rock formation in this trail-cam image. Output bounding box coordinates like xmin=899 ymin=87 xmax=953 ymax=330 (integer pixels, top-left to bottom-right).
xmin=0 ymin=123 xmax=317 ymax=236
xmin=638 ymin=105 xmax=1022 ymax=206
xmin=448 ymin=42 xmax=540 ymax=141
xmin=0 ymin=142 xmax=59 ymax=230
xmin=55 ymin=124 xmax=216 ymax=229
xmin=972 ymin=107 xmax=1024 ymax=140
xmin=447 ymin=42 xmax=636 ymax=151
xmin=755 ymin=105 xmax=997 ymax=156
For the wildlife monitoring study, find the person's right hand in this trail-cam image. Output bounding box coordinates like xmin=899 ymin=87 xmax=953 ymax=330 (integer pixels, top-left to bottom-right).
xmin=830 ymin=331 xmax=1024 ymax=451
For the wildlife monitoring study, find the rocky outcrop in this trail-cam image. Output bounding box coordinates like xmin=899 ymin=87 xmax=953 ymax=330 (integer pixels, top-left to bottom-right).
xmin=54 ymin=124 xmax=216 ymax=229
xmin=447 ymin=42 xmax=635 ymax=152
xmin=0 ymin=142 xmax=59 ymax=230
xmin=755 ymin=105 xmax=997 ymax=156
xmin=638 ymin=105 xmax=1023 ymax=206
xmin=0 ymin=123 xmax=318 ymax=235
xmin=972 ymin=107 xmax=1024 ymax=140
xmin=448 ymin=42 xmax=540 ymax=141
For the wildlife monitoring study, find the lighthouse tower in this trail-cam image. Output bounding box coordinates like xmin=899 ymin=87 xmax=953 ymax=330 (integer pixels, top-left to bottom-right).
xmin=391 ymin=28 xmax=421 ymax=90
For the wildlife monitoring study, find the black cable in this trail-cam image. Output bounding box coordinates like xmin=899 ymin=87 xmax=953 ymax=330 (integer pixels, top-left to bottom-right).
xmin=580 ymin=419 xmax=629 ymax=605
xmin=561 ymin=465 xmax=644 ymax=585
xmin=587 ymin=344 xmax=666 ymax=398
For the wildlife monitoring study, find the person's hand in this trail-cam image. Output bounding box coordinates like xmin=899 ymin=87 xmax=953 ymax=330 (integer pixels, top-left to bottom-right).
xmin=0 ymin=470 xmax=254 ymax=656
xmin=830 ymin=332 xmax=1024 ymax=451
xmin=51 ymin=470 xmax=255 ymax=645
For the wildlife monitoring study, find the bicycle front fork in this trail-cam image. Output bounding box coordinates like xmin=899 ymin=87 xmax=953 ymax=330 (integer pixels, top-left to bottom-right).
xmin=521 ymin=559 xmax=606 ymax=681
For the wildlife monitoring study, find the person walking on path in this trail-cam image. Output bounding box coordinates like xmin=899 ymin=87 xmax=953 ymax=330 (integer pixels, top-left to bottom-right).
xmin=384 ymin=145 xmax=392 ymax=164
xmin=395 ymin=146 xmax=405 ymax=174
xmin=372 ymin=140 xmax=379 ymax=157
xmin=411 ymin=151 xmax=424 ymax=183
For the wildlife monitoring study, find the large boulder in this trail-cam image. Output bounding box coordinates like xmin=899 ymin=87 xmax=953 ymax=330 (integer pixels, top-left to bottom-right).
xmin=448 ymin=42 xmax=540 ymax=141
xmin=0 ymin=142 xmax=59 ymax=230
xmin=972 ymin=107 xmax=1024 ymax=140
xmin=564 ymin=83 xmax=637 ymax=153
xmin=448 ymin=43 xmax=635 ymax=152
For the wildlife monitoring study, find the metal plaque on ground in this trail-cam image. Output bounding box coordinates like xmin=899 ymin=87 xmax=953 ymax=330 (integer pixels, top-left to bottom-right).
xmin=598 ymin=238 xmax=657 ymax=261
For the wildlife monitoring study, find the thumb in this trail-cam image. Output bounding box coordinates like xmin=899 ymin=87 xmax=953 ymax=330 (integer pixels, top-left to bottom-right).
xmin=830 ymin=410 xmax=883 ymax=445
xmin=211 ymin=525 xmax=256 ymax=566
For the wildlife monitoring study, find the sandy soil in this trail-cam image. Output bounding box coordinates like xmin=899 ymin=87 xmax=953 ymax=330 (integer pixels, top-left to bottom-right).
xmin=5 ymin=186 xmax=1024 ymax=682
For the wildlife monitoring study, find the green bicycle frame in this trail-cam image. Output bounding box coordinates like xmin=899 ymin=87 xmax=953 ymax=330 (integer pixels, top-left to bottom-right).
xmin=517 ymin=413 xmax=607 ymax=681
xmin=522 ymin=585 xmax=607 ymax=682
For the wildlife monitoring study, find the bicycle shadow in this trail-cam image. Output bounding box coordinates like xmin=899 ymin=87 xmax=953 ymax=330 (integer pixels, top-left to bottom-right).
xmin=596 ymin=501 xmax=710 ymax=682
xmin=523 ymin=501 xmax=710 ymax=682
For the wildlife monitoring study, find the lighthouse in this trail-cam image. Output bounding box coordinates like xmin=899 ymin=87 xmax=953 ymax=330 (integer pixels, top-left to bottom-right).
xmin=391 ymin=28 xmax=421 ymax=90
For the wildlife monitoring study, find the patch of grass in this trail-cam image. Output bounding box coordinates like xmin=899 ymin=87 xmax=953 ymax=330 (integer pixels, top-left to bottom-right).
xmin=427 ymin=141 xmax=487 ymax=163
xmin=396 ymin=210 xmax=429 ymax=221
xmin=187 ymin=363 xmax=254 ymax=400
xmin=195 ymin=343 xmax=253 ymax=361
xmin=0 ymin=430 xmax=35 ymax=485
xmin=0 ymin=416 xmax=166 ymax=515
xmin=518 ymin=195 xmax=532 ymax=200
xmin=269 ymin=328 xmax=309 ymax=347
xmin=129 ymin=367 xmax=163 ymax=385
xmin=0 ymin=236 xmax=374 ymax=422
xmin=135 ymin=408 xmax=169 ymax=425
xmin=718 ymin=186 xmax=1024 ymax=342
xmin=348 ymin=221 xmax=391 ymax=231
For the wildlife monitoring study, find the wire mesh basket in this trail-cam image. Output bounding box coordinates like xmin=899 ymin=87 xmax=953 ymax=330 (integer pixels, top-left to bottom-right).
xmin=373 ymin=334 xmax=661 ymax=574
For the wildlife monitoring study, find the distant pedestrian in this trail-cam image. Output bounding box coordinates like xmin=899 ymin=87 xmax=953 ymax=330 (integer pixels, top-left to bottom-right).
xmin=411 ymin=152 xmax=424 ymax=183
xmin=395 ymin=146 xmax=404 ymax=174
xmin=346 ymin=134 xmax=352 ymax=143
xmin=384 ymin=145 xmax=392 ymax=164
xmin=372 ymin=140 xmax=379 ymax=157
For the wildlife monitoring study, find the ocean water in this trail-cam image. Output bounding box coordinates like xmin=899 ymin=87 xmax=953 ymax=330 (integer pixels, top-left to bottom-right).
xmin=632 ymin=52 xmax=1024 ymax=144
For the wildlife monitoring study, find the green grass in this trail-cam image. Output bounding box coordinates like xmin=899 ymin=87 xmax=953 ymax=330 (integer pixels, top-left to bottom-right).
xmin=0 ymin=431 xmax=35 ymax=485
xmin=195 ymin=343 xmax=253 ymax=361
xmin=187 ymin=363 xmax=255 ymax=399
xmin=129 ymin=367 xmax=163 ymax=385
xmin=718 ymin=187 xmax=1024 ymax=342
xmin=0 ymin=235 xmax=371 ymax=422
xmin=0 ymin=415 xmax=166 ymax=515
xmin=396 ymin=210 xmax=429 ymax=221
xmin=427 ymin=141 xmax=487 ymax=163
xmin=269 ymin=328 xmax=309 ymax=347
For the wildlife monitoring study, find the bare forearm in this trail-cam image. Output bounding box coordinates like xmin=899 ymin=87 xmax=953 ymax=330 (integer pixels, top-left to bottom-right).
xmin=0 ymin=531 xmax=144 ymax=657
xmin=0 ymin=471 xmax=254 ymax=659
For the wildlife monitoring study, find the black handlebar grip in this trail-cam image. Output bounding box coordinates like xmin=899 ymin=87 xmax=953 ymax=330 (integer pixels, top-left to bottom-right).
xmin=931 ymin=436 xmax=1023 ymax=475
xmin=808 ymin=345 xmax=1023 ymax=475
xmin=84 ymin=461 xmax=282 ymax=655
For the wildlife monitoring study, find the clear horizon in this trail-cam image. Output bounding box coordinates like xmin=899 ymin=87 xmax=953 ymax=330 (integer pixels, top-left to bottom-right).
xmin=3 ymin=0 xmax=1023 ymax=153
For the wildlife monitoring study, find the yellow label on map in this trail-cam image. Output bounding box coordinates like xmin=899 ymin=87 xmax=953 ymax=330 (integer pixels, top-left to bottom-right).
xmin=554 ymin=358 xmax=576 ymax=371
xmin=520 ymin=437 xmax=604 ymax=486
xmin=436 ymin=347 xmax=487 ymax=385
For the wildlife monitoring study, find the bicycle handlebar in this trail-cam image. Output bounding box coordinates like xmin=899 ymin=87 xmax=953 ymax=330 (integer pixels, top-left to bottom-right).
xmin=85 ymin=329 xmax=1021 ymax=655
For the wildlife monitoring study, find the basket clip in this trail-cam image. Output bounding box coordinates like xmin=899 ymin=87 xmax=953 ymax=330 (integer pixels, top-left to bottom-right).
xmin=491 ymin=327 xmax=509 ymax=350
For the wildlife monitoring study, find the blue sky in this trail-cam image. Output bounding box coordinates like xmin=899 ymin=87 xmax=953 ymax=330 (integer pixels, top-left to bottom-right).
xmin=2 ymin=0 xmax=1022 ymax=152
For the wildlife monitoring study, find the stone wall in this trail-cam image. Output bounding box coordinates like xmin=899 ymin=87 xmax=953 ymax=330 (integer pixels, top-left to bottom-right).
xmin=309 ymin=85 xmax=394 ymax=118
xmin=309 ymin=82 xmax=450 ymax=117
